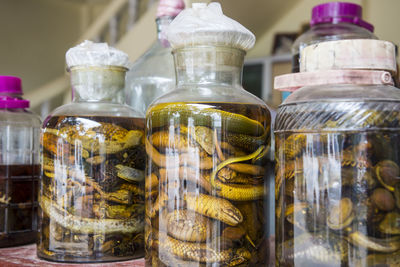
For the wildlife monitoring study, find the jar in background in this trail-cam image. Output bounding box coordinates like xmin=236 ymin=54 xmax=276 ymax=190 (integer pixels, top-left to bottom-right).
xmin=37 ymin=41 xmax=145 ymax=262
xmin=0 ymin=76 xmax=41 ymax=247
xmin=125 ymin=0 xmax=185 ymax=114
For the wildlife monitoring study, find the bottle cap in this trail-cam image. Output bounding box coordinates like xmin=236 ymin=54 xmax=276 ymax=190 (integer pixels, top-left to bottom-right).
xmin=310 ymin=2 xmax=374 ymax=32
xmin=0 ymin=76 xmax=29 ymax=108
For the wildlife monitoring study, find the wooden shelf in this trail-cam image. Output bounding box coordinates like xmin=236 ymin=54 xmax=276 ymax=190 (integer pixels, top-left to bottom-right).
xmin=0 ymin=244 xmax=144 ymax=267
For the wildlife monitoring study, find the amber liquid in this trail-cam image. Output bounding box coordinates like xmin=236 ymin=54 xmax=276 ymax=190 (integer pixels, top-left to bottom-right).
xmin=38 ymin=115 xmax=145 ymax=263
xmin=276 ymin=131 xmax=400 ymax=267
xmin=146 ymin=102 xmax=272 ymax=266
xmin=0 ymin=164 xmax=39 ymax=248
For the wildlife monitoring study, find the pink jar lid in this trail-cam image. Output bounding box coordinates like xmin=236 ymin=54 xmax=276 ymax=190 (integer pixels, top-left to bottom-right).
xmin=156 ymin=0 xmax=185 ymax=18
xmin=0 ymin=76 xmax=29 ymax=108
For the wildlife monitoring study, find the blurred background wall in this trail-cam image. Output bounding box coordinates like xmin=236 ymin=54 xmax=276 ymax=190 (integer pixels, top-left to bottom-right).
xmin=0 ymin=0 xmax=399 ymax=114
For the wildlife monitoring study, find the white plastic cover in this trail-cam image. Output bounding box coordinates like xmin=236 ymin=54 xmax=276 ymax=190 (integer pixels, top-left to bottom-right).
xmin=166 ymin=2 xmax=255 ymax=51
xmin=66 ymin=40 xmax=129 ymax=68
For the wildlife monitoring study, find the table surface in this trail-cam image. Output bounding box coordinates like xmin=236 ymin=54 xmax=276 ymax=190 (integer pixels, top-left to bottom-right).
xmin=0 ymin=244 xmax=145 ymax=267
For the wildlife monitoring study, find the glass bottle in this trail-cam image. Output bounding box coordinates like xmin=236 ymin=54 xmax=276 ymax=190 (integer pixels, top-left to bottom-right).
xmin=292 ymin=2 xmax=377 ymax=73
xmin=275 ymin=41 xmax=400 ymax=266
xmin=0 ymin=76 xmax=41 ymax=247
xmin=37 ymin=63 xmax=145 ymax=262
xmin=145 ymin=45 xmax=273 ymax=265
xmin=125 ymin=0 xmax=185 ymax=115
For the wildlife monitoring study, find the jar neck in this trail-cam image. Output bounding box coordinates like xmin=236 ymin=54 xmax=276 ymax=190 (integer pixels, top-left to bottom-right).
xmin=69 ymin=66 xmax=126 ymax=104
xmin=156 ymin=16 xmax=174 ymax=47
xmin=173 ymin=46 xmax=245 ymax=87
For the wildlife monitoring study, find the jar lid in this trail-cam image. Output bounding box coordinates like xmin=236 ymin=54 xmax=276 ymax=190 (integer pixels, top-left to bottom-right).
xmin=275 ymin=70 xmax=394 ymax=92
xmin=300 ymin=39 xmax=396 ymax=73
xmin=0 ymin=76 xmax=22 ymax=94
xmin=310 ymin=2 xmax=374 ymax=32
xmin=166 ymin=2 xmax=255 ymax=51
xmin=0 ymin=76 xmax=29 ymax=108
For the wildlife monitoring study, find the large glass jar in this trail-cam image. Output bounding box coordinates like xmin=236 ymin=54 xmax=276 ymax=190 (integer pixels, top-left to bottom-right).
xmin=275 ymin=83 xmax=400 ymax=266
xmin=37 ymin=65 xmax=145 ymax=262
xmin=0 ymin=76 xmax=41 ymax=247
xmin=145 ymin=45 xmax=273 ymax=266
xmin=292 ymin=2 xmax=376 ymax=73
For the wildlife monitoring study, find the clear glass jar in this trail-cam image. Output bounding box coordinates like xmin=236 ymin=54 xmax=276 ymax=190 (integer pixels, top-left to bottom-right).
xmin=37 ymin=66 xmax=145 ymax=262
xmin=275 ymin=83 xmax=400 ymax=266
xmin=0 ymin=76 xmax=41 ymax=247
xmin=292 ymin=22 xmax=377 ymax=73
xmin=125 ymin=17 xmax=176 ymax=115
xmin=145 ymin=46 xmax=273 ymax=266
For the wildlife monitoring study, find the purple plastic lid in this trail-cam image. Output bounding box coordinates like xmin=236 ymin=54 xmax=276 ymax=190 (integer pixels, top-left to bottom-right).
xmin=0 ymin=76 xmax=29 ymax=109
xmin=310 ymin=2 xmax=374 ymax=32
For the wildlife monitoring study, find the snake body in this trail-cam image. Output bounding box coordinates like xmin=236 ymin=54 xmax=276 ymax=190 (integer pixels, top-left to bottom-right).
xmin=159 ymin=234 xmax=250 ymax=263
xmin=147 ymin=103 xmax=265 ymax=136
xmin=185 ymin=193 xmax=243 ymax=226
xmin=40 ymin=195 xmax=143 ymax=234
xmin=166 ymin=210 xmax=211 ymax=242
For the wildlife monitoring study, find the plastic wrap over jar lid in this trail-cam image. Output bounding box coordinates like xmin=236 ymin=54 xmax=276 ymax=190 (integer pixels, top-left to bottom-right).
xmin=66 ymin=40 xmax=129 ymax=69
xmin=166 ymin=2 xmax=255 ymax=51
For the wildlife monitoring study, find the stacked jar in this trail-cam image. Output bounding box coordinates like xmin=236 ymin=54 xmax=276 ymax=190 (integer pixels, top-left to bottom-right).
xmin=275 ymin=39 xmax=400 ymax=266
xmin=0 ymin=76 xmax=41 ymax=247
xmin=37 ymin=41 xmax=145 ymax=262
xmin=283 ymin=2 xmax=377 ymax=101
xmin=145 ymin=3 xmax=272 ymax=266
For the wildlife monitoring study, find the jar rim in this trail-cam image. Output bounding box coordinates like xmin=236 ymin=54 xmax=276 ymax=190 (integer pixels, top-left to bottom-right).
xmin=67 ymin=65 xmax=128 ymax=72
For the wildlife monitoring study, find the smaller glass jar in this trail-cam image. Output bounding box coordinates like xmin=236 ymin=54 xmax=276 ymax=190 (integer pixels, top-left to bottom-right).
xmin=0 ymin=76 xmax=41 ymax=247
xmin=291 ymin=2 xmax=376 ymax=73
xmin=38 ymin=42 xmax=145 ymax=263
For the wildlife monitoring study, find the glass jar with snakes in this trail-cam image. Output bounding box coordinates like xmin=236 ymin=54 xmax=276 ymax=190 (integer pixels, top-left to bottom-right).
xmin=37 ymin=43 xmax=146 ymax=262
xmin=145 ymin=34 xmax=273 ymax=267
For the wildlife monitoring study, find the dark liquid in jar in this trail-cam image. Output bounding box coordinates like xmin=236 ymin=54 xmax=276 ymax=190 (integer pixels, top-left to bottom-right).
xmin=146 ymin=102 xmax=272 ymax=266
xmin=276 ymin=131 xmax=400 ymax=267
xmin=0 ymin=164 xmax=39 ymax=247
xmin=38 ymin=115 xmax=145 ymax=263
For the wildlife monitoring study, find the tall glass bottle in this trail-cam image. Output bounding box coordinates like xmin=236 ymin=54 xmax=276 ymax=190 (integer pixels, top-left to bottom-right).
xmin=0 ymin=76 xmax=41 ymax=247
xmin=125 ymin=0 xmax=185 ymax=114
xmin=37 ymin=41 xmax=145 ymax=262
xmin=145 ymin=3 xmax=272 ymax=266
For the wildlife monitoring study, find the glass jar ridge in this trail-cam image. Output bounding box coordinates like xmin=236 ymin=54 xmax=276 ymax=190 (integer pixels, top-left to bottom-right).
xmin=69 ymin=65 xmax=127 ymax=103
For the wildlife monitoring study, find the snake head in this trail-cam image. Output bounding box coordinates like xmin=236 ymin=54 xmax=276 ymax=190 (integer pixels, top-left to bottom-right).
xmin=221 ymin=206 xmax=243 ymax=226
